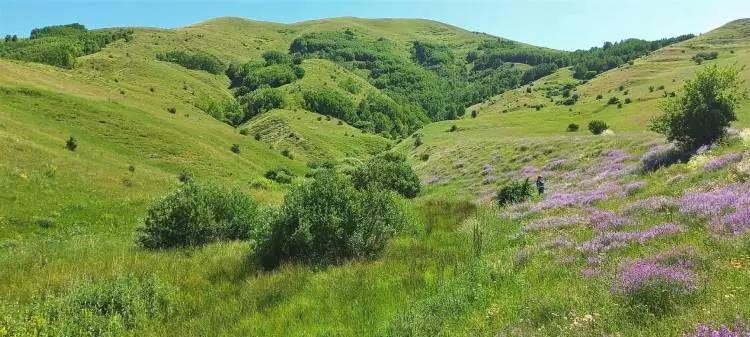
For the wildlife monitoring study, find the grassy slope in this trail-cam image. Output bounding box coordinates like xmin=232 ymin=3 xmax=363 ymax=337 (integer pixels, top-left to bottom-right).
xmin=2 ymin=16 xmax=750 ymax=337
xmin=402 ymin=19 xmax=750 ymax=201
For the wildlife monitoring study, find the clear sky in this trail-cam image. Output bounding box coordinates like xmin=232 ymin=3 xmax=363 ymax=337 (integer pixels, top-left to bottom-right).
xmin=1 ymin=0 xmax=749 ymax=50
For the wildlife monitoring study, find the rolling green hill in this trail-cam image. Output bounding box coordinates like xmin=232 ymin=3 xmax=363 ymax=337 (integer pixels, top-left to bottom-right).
xmin=1 ymin=16 xmax=750 ymax=337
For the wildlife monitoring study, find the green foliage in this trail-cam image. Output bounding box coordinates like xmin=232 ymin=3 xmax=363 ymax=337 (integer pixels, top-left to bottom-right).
xmin=237 ymin=87 xmax=286 ymax=122
xmin=262 ymin=50 xmax=292 ymax=65
xmin=265 ymin=167 xmax=294 ymax=184
xmin=0 ymin=23 xmax=133 ymax=68
xmin=692 ymin=51 xmax=718 ymax=64
xmin=302 ymin=88 xmax=356 ymax=121
xmin=65 ymin=136 xmax=77 ymax=151
xmin=254 ymin=170 xmax=407 ymax=269
xmin=522 ymin=63 xmax=558 ymax=83
xmin=497 ymin=178 xmax=533 ymax=206
xmin=156 ymin=51 xmax=225 ymax=74
xmin=226 ymin=55 xmax=304 ymax=97
xmin=566 ymin=123 xmax=580 ymax=132
xmin=351 ymin=152 xmax=421 ymax=198
xmin=588 ymin=120 xmax=609 ymax=135
xmin=356 ymin=93 xmax=425 ymax=138
xmin=230 ymin=144 xmax=240 ymax=154
xmin=289 ymin=31 xmax=516 ymax=122
xmin=0 ymin=274 xmax=172 ymax=337
xmin=650 ymin=65 xmax=746 ymax=150
xmin=137 ymin=182 xmax=260 ymax=249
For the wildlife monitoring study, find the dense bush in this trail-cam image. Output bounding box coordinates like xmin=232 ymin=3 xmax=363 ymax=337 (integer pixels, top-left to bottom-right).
xmin=254 ymin=170 xmax=408 ymax=269
xmin=137 ymin=182 xmax=260 ymax=249
xmin=650 ymin=65 xmax=746 ymax=150
xmin=302 ymin=88 xmax=356 ymax=121
xmin=566 ymin=123 xmax=580 ymax=132
xmin=265 ymin=167 xmax=294 ymax=184
xmin=237 ymin=87 xmax=286 ymax=122
xmin=65 ymin=136 xmax=77 ymax=151
xmin=0 ymin=23 xmax=133 ymax=68
xmin=351 ymin=152 xmax=421 ymax=198
xmin=588 ymin=120 xmax=609 ymax=135
xmin=692 ymin=51 xmax=718 ymax=64
xmin=0 ymin=274 xmax=172 ymax=336
xmin=356 ymin=93 xmax=426 ymax=138
xmin=497 ymin=178 xmax=533 ymax=206
xmin=156 ymin=50 xmax=225 ymax=74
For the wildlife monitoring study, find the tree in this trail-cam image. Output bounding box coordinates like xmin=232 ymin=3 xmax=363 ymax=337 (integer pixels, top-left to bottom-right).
xmin=649 ymin=65 xmax=747 ymax=150
xmin=351 ymin=153 xmax=421 ymax=198
xmin=238 ymin=87 xmax=285 ymax=122
xmin=588 ymin=120 xmax=609 ymax=135
xmin=65 ymin=136 xmax=77 ymax=151
xmin=302 ymin=88 xmax=356 ymax=121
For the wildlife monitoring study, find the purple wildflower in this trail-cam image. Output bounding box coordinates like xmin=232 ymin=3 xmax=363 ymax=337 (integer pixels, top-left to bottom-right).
xmin=541 ymin=236 xmax=576 ymax=249
xmin=624 ymin=181 xmax=646 ymax=196
xmin=522 ymin=166 xmax=538 ymax=177
xmin=578 ymin=223 xmax=686 ymax=254
xmin=533 ymin=183 xmax=619 ymax=211
xmin=716 ymin=208 xmax=750 ymax=235
xmin=614 ymin=259 xmax=697 ymax=295
xmin=582 ymin=268 xmax=600 ymax=278
xmin=623 ymin=196 xmax=678 ymax=214
xmin=523 ymin=215 xmax=585 ymax=232
xmin=542 ymin=159 xmax=567 ymax=171
xmin=704 ymin=152 xmax=744 ymax=171
xmin=588 ymin=209 xmax=628 ymax=231
xmin=686 ymin=322 xmax=750 ymax=337
xmin=482 ymin=164 xmax=494 ymax=176
xmin=649 ymin=247 xmax=698 ymax=270
xmin=680 ymin=183 xmax=750 ymax=218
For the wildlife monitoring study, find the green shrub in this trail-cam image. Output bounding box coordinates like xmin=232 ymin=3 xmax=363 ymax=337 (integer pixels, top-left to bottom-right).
xmin=137 ymin=182 xmax=260 ymax=249
xmin=265 ymin=167 xmax=294 ymax=184
xmin=230 ymin=144 xmax=240 ymax=154
xmin=156 ymin=50 xmax=225 ymax=74
xmin=497 ymin=178 xmax=533 ymax=206
xmin=65 ymin=136 xmax=77 ymax=151
xmin=352 ymin=153 xmax=421 ymax=198
xmin=255 ymin=171 xmax=408 ymax=269
xmin=588 ymin=120 xmax=609 ymax=135
xmin=0 ymin=274 xmax=172 ymax=336
xmin=607 ymin=96 xmax=620 ymax=105
xmin=566 ymin=123 xmax=579 ymax=132
xmin=650 ymin=65 xmax=746 ymax=150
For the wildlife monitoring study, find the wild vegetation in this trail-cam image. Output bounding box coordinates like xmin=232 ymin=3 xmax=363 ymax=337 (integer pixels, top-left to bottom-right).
xmin=1 ymin=15 xmax=750 ymax=337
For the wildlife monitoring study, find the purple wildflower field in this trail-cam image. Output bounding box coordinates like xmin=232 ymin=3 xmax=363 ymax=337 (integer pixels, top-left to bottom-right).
xmin=578 ymin=223 xmax=686 ymax=254
xmin=523 ymin=215 xmax=585 ymax=232
xmin=704 ymin=152 xmax=744 ymax=171
xmin=588 ymin=209 xmax=628 ymax=231
xmin=623 ymin=195 xmax=678 ymax=214
xmin=613 ymin=259 xmax=697 ymax=295
xmin=685 ymin=322 xmax=750 ymax=337
xmin=679 ymin=183 xmax=750 ymax=235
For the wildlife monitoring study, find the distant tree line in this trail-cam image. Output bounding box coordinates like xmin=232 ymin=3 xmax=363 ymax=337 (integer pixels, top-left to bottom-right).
xmin=469 ymin=35 xmax=695 ymax=80
xmin=0 ymin=23 xmax=133 ymax=68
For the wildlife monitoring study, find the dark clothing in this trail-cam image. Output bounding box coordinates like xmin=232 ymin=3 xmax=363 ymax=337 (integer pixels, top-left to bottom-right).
xmin=536 ymin=179 xmax=545 ymax=195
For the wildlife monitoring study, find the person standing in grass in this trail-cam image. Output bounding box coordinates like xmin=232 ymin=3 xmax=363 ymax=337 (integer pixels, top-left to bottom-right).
xmin=536 ymin=176 xmax=545 ymax=195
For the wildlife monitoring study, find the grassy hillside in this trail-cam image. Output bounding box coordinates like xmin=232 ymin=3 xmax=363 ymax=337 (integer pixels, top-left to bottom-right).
xmin=1 ymin=16 xmax=750 ymax=337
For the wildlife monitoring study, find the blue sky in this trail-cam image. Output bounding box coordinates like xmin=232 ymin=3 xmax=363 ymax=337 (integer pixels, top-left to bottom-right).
xmin=1 ymin=0 xmax=749 ymax=50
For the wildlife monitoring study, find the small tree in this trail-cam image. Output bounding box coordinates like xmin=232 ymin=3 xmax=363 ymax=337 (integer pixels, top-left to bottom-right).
xmin=65 ymin=136 xmax=77 ymax=151
xmin=471 ymin=110 xmax=478 ymax=118
xmin=566 ymin=123 xmax=580 ymax=132
xmin=649 ymin=65 xmax=747 ymax=150
xmin=588 ymin=120 xmax=609 ymax=135
xmin=231 ymin=144 xmax=241 ymax=154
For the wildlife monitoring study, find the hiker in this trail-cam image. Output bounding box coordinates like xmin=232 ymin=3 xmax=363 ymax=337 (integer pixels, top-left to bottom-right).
xmin=536 ymin=176 xmax=545 ymax=195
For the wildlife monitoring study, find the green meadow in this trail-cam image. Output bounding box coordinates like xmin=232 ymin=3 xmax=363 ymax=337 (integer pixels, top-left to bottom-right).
xmin=1 ymin=16 xmax=750 ymax=337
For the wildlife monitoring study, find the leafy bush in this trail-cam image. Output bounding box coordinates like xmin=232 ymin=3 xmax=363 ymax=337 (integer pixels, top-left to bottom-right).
xmin=157 ymin=51 xmax=225 ymax=74
xmin=230 ymin=144 xmax=240 ymax=154
xmin=692 ymin=51 xmax=718 ymax=64
xmin=265 ymin=167 xmax=294 ymax=184
xmin=607 ymin=96 xmax=620 ymax=105
xmin=137 ymin=182 xmax=260 ymax=249
xmin=0 ymin=274 xmax=172 ymax=336
xmin=254 ymin=171 xmax=408 ymax=269
xmin=497 ymin=178 xmax=533 ymax=206
xmin=352 ymin=153 xmax=421 ymax=198
xmin=650 ymin=65 xmax=746 ymax=150
xmin=65 ymin=136 xmax=77 ymax=151
xmin=588 ymin=120 xmax=609 ymax=135
xmin=302 ymin=88 xmax=356 ymax=121
xmin=566 ymin=123 xmax=579 ymax=132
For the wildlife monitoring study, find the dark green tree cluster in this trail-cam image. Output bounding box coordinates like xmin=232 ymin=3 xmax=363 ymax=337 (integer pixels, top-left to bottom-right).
xmin=302 ymin=88 xmax=357 ymax=121
xmin=289 ymin=31 xmax=499 ymax=124
xmin=156 ymin=50 xmax=225 ymax=74
xmin=222 ymin=51 xmax=305 ymax=125
xmin=0 ymin=23 xmax=133 ymax=68
xmin=468 ymin=35 xmax=695 ymax=81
